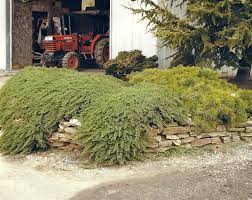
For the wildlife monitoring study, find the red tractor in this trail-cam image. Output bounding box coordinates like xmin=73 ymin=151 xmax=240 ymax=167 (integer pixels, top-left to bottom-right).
xmin=41 ymin=32 xmax=109 ymax=69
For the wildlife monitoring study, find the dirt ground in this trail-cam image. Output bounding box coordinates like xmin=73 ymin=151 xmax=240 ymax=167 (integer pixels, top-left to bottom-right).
xmin=0 ymin=144 xmax=251 ymax=200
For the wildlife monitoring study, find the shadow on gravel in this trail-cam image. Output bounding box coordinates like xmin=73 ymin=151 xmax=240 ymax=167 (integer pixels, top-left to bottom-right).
xmin=71 ymin=160 xmax=252 ymax=200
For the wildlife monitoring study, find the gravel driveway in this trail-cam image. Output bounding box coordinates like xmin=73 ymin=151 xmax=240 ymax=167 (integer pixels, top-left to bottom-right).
xmin=0 ymin=145 xmax=251 ymax=200
xmin=0 ymin=76 xmax=11 ymax=88
xmin=72 ymin=154 xmax=252 ymax=200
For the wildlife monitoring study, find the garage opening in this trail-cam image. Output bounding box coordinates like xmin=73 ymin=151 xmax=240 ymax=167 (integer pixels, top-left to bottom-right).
xmin=32 ymin=0 xmax=110 ymax=69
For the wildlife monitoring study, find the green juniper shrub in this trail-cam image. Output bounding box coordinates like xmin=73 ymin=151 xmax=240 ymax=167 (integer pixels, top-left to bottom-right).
xmin=104 ymin=50 xmax=158 ymax=80
xmin=0 ymin=67 xmax=125 ymax=154
xmin=76 ymin=84 xmax=187 ymax=165
xmin=238 ymin=89 xmax=252 ymax=116
xmin=129 ymin=66 xmax=249 ymax=131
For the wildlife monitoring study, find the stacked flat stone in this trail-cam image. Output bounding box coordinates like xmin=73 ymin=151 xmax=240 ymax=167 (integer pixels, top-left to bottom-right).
xmin=45 ymin=118 xmax=252 ymax=153
xmin=48 ymin=119 xmax=82 ymax=152
xmin=146 ymin=119 xmax=252 ymax=152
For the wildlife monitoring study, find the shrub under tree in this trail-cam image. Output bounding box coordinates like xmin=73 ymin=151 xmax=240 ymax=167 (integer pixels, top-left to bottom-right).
xmin=104 ymin=50 xmax=158 ymax=79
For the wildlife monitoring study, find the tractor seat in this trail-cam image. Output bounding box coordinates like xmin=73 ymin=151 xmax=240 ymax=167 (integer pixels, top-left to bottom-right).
xmin=81 ymin=32 xmax=93 ymax=42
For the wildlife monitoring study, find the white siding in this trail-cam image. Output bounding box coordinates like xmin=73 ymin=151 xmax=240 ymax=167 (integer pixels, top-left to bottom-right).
xmin=110 ymin=0 xmax=157 ymax=58
xmin=0 ymin=0 xmax=7 ymax=70
xmin=110 ymin=0 xmax=185 ymax=68
xmin=157 ymin=1 xmax=186 ymax=68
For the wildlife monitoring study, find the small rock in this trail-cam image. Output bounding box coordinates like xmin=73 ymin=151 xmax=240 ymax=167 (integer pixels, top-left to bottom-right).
xmin=69 ymin=119 xmax=81 ymax=127
xmin=58 ymin=145 xmax=74 ymax=151
xmin=171 ymin=140 xmax=181 ymax=146
xmin=242 ymin=137 xmax=252 ymax=142
xmin=181 ymin=137 xmax=195 ymax=144
xmin=216 ymin=125 xmax=226 ymax=132
xmin=197 ymin=132 xmax=225 ymax=139
xmin=191 ymin=138 xmax=212 ymax=147
xmin=211 ymin=137 xmax=222 ymax=144
xmin=220 ymin=136 xmax=231 ymax=143
xmin=159 ymin=140 xmax=172 ymax=147
xmin=247 ymin=121 xmax=252 ymax=127
xmin=49 ymin=142 xmax=66 ymax=147
xmin=146 ymin=128 xmax=160 ymax=136
xmin=166 ymin=135 xmax=179 ymax=140
xmin=146 ymin=142 xmax=159 ymax=149
xmin=163 ymin=126 xmax=191 ymax=135
xmin=241 ymin=132 xmax=252 ymax=137
xmin=245 ymin=127 xmax=252 ymax=133
xmin=69 ymin=143 xmax=82 ymax=150
xmin=65 ymin=127 xmax=77 ymax=134
xmin=177 ymin=134 xmax=190 ymax=139
xmin=49 ymin=132 xmax=60 ymax=141
xmin=58 ymin=133 xmax=74 ymax=142
xmin=228 ymin=128 xmax=245 ymax=132
xmin=231 ymin=135 xmax=241 ymax=142
xmin=155 ymin=136 xmax=162 ymax=142
xmin=58 ymin=125 xmax=65 ymax=133
xmin=190 ymin=132 xmax=198 ymax=137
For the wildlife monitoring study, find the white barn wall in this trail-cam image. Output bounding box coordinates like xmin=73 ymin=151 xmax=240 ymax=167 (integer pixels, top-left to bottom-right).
xmin=0 ymin=1 xmax=7 ymax=70
xmin=110 ymin=0 xmax=186 ymax=68
xmin=110 ymin=0 xmax=157 ymax=59
xmin=157 ymin=1 xmax=186 ymax=69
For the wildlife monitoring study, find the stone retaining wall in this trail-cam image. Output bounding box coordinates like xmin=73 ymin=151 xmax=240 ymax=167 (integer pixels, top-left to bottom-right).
xmin=48 ymin=118 xmax=252 ymax=153
xmin=48 ymin=119 xmax=82 ymax=153
xmin=146 ymin=120 xmax=252 ymax=152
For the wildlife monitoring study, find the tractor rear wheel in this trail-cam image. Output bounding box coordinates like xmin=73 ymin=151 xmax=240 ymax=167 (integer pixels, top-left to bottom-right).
xmin=94 ymin=38 xmax=109 ymax=67
xmin=62 ymin=52 xmax=80 ymax=70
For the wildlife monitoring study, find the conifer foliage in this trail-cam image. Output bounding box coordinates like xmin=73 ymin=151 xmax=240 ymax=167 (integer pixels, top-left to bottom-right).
xmin=77 ymin=84 xmax=187 ymax=164
xmin=129 ymin=66 xmax=249 ymax=131
xmin=0 ymin=67 xmax=125 ymax=154
xmin=132 ymin=0 xmax=252 ymax=80
xmin=0 ymin=68 xmax=186 ymax=164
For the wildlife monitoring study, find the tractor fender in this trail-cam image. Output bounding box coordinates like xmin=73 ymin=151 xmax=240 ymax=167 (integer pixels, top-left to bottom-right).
xmin=91 ymin=35 xmax=109 ymax=54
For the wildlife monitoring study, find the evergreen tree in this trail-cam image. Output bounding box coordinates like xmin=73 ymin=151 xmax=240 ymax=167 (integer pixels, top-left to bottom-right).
xmin=132 ymin=0 xmax=252 ymax=81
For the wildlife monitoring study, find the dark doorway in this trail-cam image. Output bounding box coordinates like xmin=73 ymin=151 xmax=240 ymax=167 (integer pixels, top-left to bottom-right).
xmin=32 ymin=11 xmax=48 ymax=64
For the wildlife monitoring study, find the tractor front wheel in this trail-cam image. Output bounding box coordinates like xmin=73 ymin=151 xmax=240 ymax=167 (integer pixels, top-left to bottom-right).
xmin=62 ymin=52 xmax=80 ymax=70
xmin=94 ymin=38 xmax=109 ymax=67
